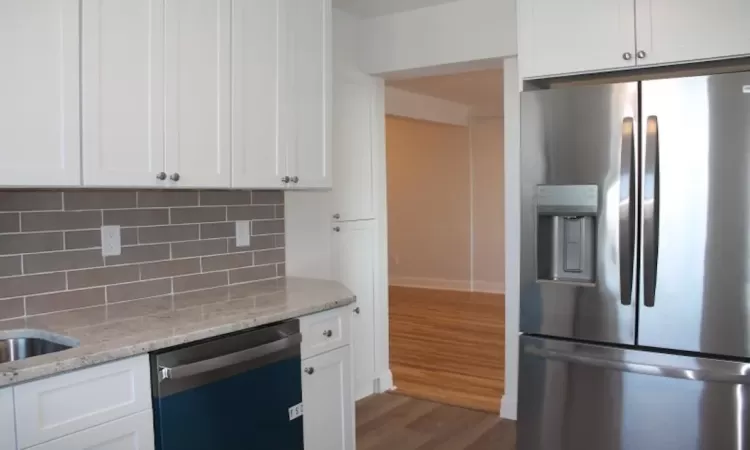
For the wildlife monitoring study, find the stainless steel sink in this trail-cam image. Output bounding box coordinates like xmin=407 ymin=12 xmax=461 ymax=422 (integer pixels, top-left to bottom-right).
xmin=0 ymin=330 xmax=79 ymax=364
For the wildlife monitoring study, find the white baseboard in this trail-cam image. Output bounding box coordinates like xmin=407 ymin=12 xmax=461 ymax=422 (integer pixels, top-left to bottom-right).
xmin=389 ymin=276 xmax=470 ymax=292
xmin=500 ymin=395 xmax=517 ymax=420
xmin=375 ymin=370 xmax=394 ymax=393
xmin=472 ymin=280 xmax=505 ymax=294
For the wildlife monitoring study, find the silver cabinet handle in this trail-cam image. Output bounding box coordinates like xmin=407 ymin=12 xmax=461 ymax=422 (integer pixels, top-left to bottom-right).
xmin=643 ymin=116 xmax=660 ymax=307
xmin=333 ymin=226 xmax=340 ymax=232
xmin=333 ymin=213 xmax=340 ymax=220
xmin=169 ymin=173 xmax=180 ymax=182
xmin=323 ymin=330 xmax=333 ymax=338
xmin=304 ymin=367 xmax=315 ymax=375
xmin=353 ymin=307 xmax=360 ymax=315
xmin=156 ymin=172 xmax=167 ymax=180
xmin=619 ymin=117 xmax=635 ymax=306
xmin=159 ymin=333 xmax=302 ymax=381
xmin=637 ymin=50 xmax=647 ymax=59
xmin=281 ymin=176 xmax=290 ymax=183
xmin=291 ymin=176 xmax=299 ymax=183
xmin=622 ymin=52 xmax=632 ymax=61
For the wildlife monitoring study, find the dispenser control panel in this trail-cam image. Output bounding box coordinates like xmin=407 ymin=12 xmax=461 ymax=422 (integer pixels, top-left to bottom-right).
xmin=537 ymin=185 xmax=598 ymax=215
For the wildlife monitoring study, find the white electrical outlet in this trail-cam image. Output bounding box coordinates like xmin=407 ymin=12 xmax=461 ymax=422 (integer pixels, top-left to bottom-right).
xmin=235 ymin=220 xmax=251 ymax=247
xmin=101 ymin=225 xmax=121 ymax=256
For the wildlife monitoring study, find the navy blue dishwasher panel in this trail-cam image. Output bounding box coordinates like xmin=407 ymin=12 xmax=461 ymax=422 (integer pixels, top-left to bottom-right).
xmin=154 ymin=356 xmax=304 ymax=450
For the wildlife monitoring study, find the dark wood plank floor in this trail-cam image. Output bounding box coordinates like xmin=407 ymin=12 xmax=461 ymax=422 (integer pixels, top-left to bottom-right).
xmin=356 ymin=394 xmax=516 ymax=450
xmin=390 ymin=286 xmax=505 ymax=412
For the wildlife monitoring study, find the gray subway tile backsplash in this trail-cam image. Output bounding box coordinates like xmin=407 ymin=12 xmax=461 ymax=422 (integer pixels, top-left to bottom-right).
xmin=0 ymin=189 xmax=285 ymax=323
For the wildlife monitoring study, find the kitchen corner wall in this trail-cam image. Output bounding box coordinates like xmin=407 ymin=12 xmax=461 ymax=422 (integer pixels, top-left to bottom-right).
xmin=0 ymin=190 xmax=285 ymax=328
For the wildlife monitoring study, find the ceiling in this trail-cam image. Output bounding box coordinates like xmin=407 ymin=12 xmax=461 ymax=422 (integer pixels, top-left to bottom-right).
xmin=387 ymin=69 xmax=504 ymax=114
xmin=332 ymin=0 xmax=460 ymax=17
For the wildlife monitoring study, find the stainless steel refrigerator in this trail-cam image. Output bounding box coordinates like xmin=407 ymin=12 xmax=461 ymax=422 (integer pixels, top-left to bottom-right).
xmin=518 ymin=71 xmax=750 ymax=450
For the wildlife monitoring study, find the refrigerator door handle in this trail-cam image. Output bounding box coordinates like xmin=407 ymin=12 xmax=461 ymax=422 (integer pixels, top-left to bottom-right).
xmin=619 ymin=117 xmax=636 ymax=306
xmin=644 ymin=116 xmax=660 ymax=307
xmin=525 ymin=345 xmax=750 ymax=384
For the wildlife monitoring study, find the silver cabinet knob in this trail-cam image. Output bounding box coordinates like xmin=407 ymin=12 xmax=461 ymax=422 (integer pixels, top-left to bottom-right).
xmin=323 ymin=330 xmax=333 ymax=338
xmin=156 ymin=172 xmax=167 ymax=180
xmin=333 ymin=226 xmax=340 ymax=232
xmin=170 ymin=173 xmax=180 ymax=182
xmin=637 ymin=50 xmax=647 ymax=59
xmin=622 ymin=52 xmax=632 ymax=61
xmin=304 ymin=367 xmax=314 ymax=375
xmin=291 ymin=176 xmax=299 ymax=183
xmin=333 ymin=213 xmax=341 ymax=220
xmin=281 ymin=176 xmax=291 ymax=183
xmin=353 ymin=307 xmax=360 ymax=315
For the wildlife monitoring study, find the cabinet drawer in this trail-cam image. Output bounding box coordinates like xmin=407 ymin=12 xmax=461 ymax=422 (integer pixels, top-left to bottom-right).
xmin=301 ymin=307 xmax=351 ymax=359
xmin=14 ymin=355 xmax=151 ymax=449
xmin=28 ymin=410 xmax=154 ymax=450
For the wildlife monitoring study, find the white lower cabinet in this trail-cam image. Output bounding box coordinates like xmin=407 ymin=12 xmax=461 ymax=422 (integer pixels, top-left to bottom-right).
xmin=28 ymin=410 xmax=154 ymax=450
xmin=302 ymin=345 xmax=354 ymax=450
xmin=0 ymin=387 xmax=16 ymax=450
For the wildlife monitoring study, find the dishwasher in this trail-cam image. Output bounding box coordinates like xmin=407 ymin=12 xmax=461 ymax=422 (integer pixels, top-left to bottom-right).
xmin=151 ymin=320 xmax=304 ymax=450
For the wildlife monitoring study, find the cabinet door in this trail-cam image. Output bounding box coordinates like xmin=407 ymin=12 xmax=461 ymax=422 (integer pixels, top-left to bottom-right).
xmin=165 ymin=0 xmax=231 ymax=188
xmin=231 ymin=0 xmax=288 ymax=189
xmin=332 ymin=75 xmax=376 ymax=221
xmin=518 ymin=0 xmax=636 ymax=79
xmin=302 ymin=346 xmax=354 ymax=450
xmin=0 ymin=0 xmax=80 ymax=186
xmin=82 ymin=0 xmax=166 ymax=187
xmin=0 ymin=387 xmax=15 ymax=450
xmin=332 ymin=220 xmax=376 ymax=400
xmin=287 ymin=0 xmax=332 ymax=189
xmin=29 ymin=410 xmax=154 ymax=450
xmin=635 ymin=0 xmax=750 ymax=67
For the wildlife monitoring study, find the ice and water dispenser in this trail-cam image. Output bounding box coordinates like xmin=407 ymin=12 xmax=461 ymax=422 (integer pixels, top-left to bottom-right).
xmin=536 ymin=185 xmax=598 ymax=285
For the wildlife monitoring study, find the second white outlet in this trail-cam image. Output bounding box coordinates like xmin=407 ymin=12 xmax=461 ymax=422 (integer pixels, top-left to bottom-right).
xmin=101 ymin=225 xmax=121 ymax=256
xmin=235 ymin=221 xmax=251 ymax=247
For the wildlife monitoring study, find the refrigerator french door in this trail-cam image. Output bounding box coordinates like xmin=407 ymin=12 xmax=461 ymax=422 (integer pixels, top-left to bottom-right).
xmin=519 ymin=72 xmax=750 ymax=450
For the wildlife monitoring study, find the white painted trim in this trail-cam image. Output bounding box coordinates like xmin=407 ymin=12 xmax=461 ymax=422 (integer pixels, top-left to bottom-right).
xmin=372 ymin=78 xmax=392 ymax=398
xmin=389 ymin=276 xmax=471 ymax=292
xmin=503 ymin=57 xmax=521 ymax=422
xmin=375 ymin=369 xmax=394 ymax=393
xmin=472 ymin=281 xmax=505 ymax=294
xmin=500 ymin=394 xmax=517 ymax=420
xmin=385 ymin=87 xmax=470 ymax=126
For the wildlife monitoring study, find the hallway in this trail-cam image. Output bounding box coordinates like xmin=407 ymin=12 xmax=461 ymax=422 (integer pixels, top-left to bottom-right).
xmin=389 ymin=286 xmax=505 ymax=412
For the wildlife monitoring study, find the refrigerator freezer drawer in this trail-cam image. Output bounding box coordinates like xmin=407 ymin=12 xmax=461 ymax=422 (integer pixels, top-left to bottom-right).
xmin=519 ymin=335 xmax=750 ymax=450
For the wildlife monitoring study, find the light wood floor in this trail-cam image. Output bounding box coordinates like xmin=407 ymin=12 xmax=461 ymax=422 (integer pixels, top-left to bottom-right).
xmin=356 ymin=393 xmax=516 ymax=450
xmin=389 ymin=286 xmax=505 ymax=412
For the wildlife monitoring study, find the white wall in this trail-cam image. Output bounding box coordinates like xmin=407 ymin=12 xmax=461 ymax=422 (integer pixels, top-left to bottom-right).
xmin=385 ymin=87 xmax=469 ymax=126
xmin=470 ymin=116 xmax=505 ymax=294
xmin=359 ymin=0 xmax=517 ymax=76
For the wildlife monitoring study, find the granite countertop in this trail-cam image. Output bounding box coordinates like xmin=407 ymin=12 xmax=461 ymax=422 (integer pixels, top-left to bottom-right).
xmin=0 ymin=277 xmax=355 ymax=387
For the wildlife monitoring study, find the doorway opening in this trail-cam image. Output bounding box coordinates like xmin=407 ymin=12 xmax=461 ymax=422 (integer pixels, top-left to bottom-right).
xmin=384 ymin=68 xmax=506 ymax=412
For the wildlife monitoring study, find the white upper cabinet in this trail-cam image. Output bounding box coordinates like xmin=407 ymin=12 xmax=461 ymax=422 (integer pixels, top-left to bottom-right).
xmin=518 ymin=0 xmax=636 ymax=79
xmin=231 ymin=0 xmax=288 ymax=189
xmin=287 ymin=0 xmax=332 ymax=189
xmin=165 ymin=0 xmax=231 ymax=188
xmin=634 ymin=0 xmax=750 ymax=67
xmin=82 ymin=0 xmax=166 ymax=187
xmin=332 ymin=75 xmax=376 ymax=221
xmin=520 ymin=0 xmax=750 ymax=79
xmin=0 ymin=0 xmax=81 ymax=187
